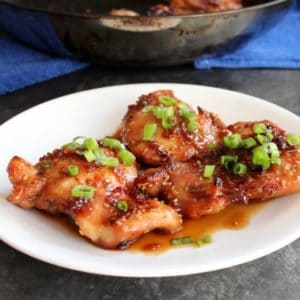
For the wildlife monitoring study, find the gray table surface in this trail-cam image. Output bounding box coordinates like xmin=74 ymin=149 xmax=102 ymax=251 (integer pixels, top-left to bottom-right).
xmin=0 ymin=66 xmax=299 ymax=300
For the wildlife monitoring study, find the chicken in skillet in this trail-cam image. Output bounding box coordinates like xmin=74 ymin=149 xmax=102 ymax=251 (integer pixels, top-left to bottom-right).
xmin=148 ymin=0 xmax=242 ymax=16
xmin=6 ymin=137 xmax=182 ymax=249
xmin=121 ymin=90 xmax=228 ymax=166
xmin=136 ymin=120 xmax=300 ymax=218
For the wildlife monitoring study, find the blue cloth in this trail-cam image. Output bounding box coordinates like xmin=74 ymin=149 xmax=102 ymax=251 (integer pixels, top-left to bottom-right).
xmin=195 ymin=0 xmax=300 ymax=69
xmin=0 ymin=4 xmax=88 ymax=95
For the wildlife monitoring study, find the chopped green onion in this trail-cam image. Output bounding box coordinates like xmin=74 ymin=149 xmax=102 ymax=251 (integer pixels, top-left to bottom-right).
xmin=179 ymin=102 xmax=190 ymax=119
xmin=266 ymin=142 xmax=280 ymax=158
xmin=162 ymin=117 xmax=175 ymax=130
xmin=242 ymin=137 xmax=257 ymax=149
xmin=94 ymin=149 xmax=119 ymax=167
xmin=72 ymin=136 xmax=86 ymax=144
xmin=179 ymin=102 xmax=196 ymax=121
xmin=63 ymin=142 xmax=80 ymax=150
xmin=233 ymin=163 xmax=248 ymax=175
xmin=252 ymin=145 xmax=271 ymax=169
xmin=196 ymin=235 xmax=213 ymax=247
xmin=162 ymin=107 xmax=175 ymax=130
xmin=119 ymin=149 xmax=136 ymax=165
xmin=143 ymin=123 xmax=157 ymax=141
xmin=170 ymin=236 xmax=193 ymax=246
xmin=271 ymin=156 xmax=281 ymax=165
xmin=116 ymin=200 xmax=128 ymax=212
xmin=68 ymin=165 xmax=79 ymax=176
xmin=202 ymin=235 xmax=213 ymax=243
xmin=220 ymin=155 xmax=238 ymax=170
xmin=83 ymin=149 xmax=96 ymax=163
xmin=100 ymin=156 xmax=119 ymax=167
xmin=152 ymin=106 xmax=164 ymax=119
xmin=196 ymin=239 xmax=204 ymax=247
xmin=158 ymin=95 xmax=177 ymax=106
xmin=181 ymin=236 xmax=194 ymax=244
xmin=84 ymin=137 xmax=99 ymax=151
xmin=208 ymin=143 xmax=216 ymax=149
xmin=265 ymin=130 xmax=274 ymax=140
xmin=253 ymin=123 xmax=267 ymax=134
xmin=142 ymin=105 xmax=154 ymax=113
xmin=223 ymin=134 xmax=242 ymax=149
xmin=286 ymin=134 xmax=300 ymax=146
xmin=203 ymin=165 xmax=216 ymax=178
xmin=71 ymin=185 xmax=94 ymax=199
xmin=256 ymin=134 xmax=270 ymax=145
xmin=103 ymin=137 xmax=125 ymax=150
xmin=187 ymin=119 xmax=199 ymax=133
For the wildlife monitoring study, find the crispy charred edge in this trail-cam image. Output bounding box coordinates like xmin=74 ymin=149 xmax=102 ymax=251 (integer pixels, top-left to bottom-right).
xmin=113 ymin=199 xmax=183 ymax=249
xmin=198 ymin=107 xmax=230 ymax=137
xmin=121 ymin=90 xmax=176 ymax=126
xmin=7 ymin=156 xmax=45 ymax=209
xmin=228 ymin=120 xmax=289 ymax=150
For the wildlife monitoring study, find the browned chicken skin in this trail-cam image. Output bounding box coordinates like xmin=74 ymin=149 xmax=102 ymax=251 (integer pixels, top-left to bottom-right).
xmin=149 ymin=0 xmax=242 ymax=16
xmin=136 ymin=120 xmax=300 ymax=218
xmin=121 ymin=90 xmax=228 ymax=166
xmin=7 ymin=145 xmax=182 ymax=249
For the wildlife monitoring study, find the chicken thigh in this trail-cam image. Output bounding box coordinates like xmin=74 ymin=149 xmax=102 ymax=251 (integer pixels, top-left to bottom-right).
xmin=121 ymin=90 xmax=228 ymax=166
xmin=136 ymin=120 xmax=300 ymax=218
xmin=7 ymin=137 xmax=182 ymax=249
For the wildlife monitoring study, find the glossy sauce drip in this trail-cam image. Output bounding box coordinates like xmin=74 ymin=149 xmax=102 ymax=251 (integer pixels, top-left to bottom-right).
xmin=39 ymin=202 xmax=266 ymax=254
xmin=128 ymin=202 xmax=267 ymax=254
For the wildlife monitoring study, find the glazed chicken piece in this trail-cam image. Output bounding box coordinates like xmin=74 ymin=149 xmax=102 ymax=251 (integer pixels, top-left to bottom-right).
xmin=121 ymin=90 xmax=228 ymax=166
xmin=7 ymin=140 xmax=182 ymax=249
xmin=149 ymin=0 xmax=242 ymax=16
xmin=136 ymin=120 xmax=300 ymax=218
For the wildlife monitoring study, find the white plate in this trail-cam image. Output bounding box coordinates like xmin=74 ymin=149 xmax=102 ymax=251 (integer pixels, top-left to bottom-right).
xmin=0 ymin=83 xmax=299 ymax=277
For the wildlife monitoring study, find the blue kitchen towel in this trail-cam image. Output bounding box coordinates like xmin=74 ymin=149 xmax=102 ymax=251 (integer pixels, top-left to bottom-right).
xmin=195 ymin=0 xmax=300 ymax=69
xmin=0 ymin=4 xmax=88 ymax=95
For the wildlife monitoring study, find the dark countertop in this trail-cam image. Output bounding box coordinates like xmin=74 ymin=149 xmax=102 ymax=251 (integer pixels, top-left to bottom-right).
xmin=0 ymin=66 xmax=300 ymax=300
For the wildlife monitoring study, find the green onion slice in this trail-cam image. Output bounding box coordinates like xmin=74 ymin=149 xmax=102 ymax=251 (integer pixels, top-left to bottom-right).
xmin=152 ymin=106 xmax=164 ymax=119
xmin=197 ymin=235 xmax=213 ymax=247
xmin=286 ymin=134 xmax=300 ymax=146
xmin=68 ymin=165 xmax=79 ymax=176
xmin=94 ymin=149 xmax=119 ymax=167
xmin=158 ymin=95 xmax=177 ymax=106
xmin=143 ymin=123 xmax=157 ymax=141
xmin=203 ymin=165 xmax=216 ymax=178
xmin=71 ymin=185 xmax=94 ymax=199
xmin=233 ymin=163 xmax=248 ymax=175
xmin=202 ymin=235 xmax=213 ymax=243
xmin=84 ymin=137 xmax=99 ymax=151
xmin=253 ymin=123 xmax=267 ymax=134
xmin=256 ymin=134 xmax=270 ymax=145
xmin=242 ymin=137 xmax=257 ymax=149
xmin=103 ymin=137 xmax=125 ymax=150
xmin=119 ymin=149 xmax=136 ymax=165
xmin=116 ymin=200 xmax=128 ymax=212
xmin=252 ymin=145 xmax=271 ymax=169
xmin=187 ymin=119 xmax=199 ymax=133
xmin=100 ymin=156 xmax=119 ymax=167
xmin=162 ymin=107 xmax=175 ymax=130
xmin=223 ymin=134 xmax=242 ymax=149
xmin=83 ymin=149 xmax=96 ymax=163
xmin=208 ymin=143 xmax=216 ymax=150
xmin=220 ymin=155 xmax=238 ymax=170
xmin=170 ymin=236 xmax=193 ymax=246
